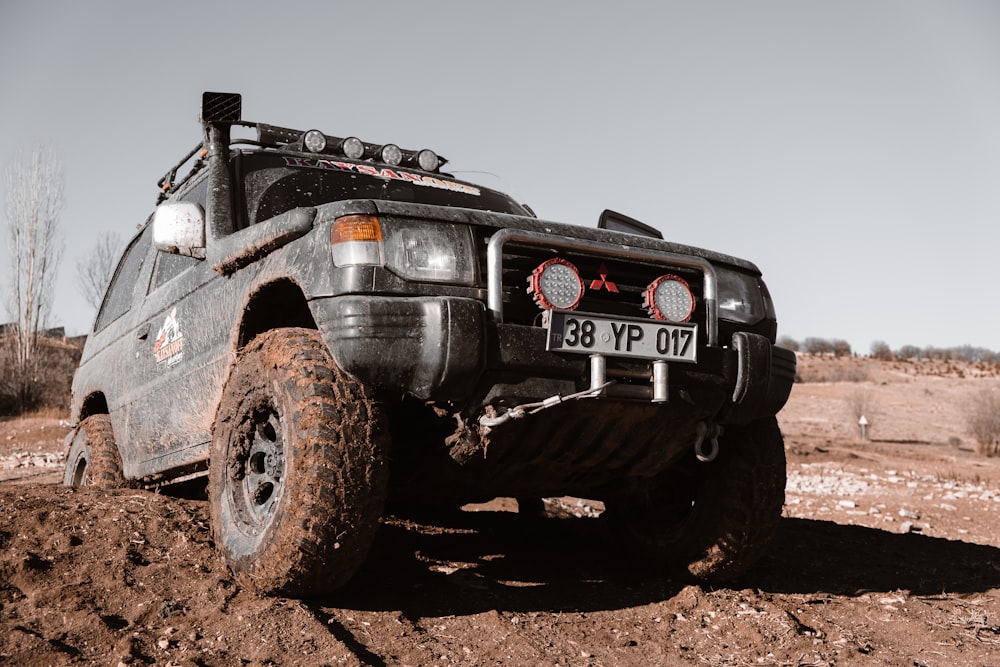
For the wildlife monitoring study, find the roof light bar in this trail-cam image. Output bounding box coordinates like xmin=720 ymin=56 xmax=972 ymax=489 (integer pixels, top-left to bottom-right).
xmin=416 ymin=149 xmax=440 ymax=172
xmin=303 ymin=129 xmax=327 ymax=153
xmin=341 ymin=137 xmax=365 ymax=160
xmin=380 ymin=144 xmax=403 ymax=166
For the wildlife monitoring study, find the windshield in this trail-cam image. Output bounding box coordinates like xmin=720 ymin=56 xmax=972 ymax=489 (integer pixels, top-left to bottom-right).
xmin=237 ymin=152 xmax=529 ymax=226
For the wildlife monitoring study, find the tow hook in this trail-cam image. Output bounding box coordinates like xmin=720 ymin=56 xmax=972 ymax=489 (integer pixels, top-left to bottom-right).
xmin=694 ymin=421 xmax=723 ymax=462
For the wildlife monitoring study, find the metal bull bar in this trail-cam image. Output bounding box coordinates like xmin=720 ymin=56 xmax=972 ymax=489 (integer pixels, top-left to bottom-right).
xmin=486 ymin=229 xmax=719 ymax=405
xmin=486 ymin=228 xmax=719 ymax=347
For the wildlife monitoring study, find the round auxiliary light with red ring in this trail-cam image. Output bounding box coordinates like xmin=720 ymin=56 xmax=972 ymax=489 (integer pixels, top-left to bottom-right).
xmin=644 ymin=274 xmax=695 ymax=322
xmin=528 ymin=258 xmax=585 ymax=311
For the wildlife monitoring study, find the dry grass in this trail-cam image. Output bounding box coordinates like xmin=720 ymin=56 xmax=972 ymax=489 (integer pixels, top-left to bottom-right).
xmin=796 ymin=356 xmax=870 ymax=383
xmin=782 ymin=355 xmax=1000 ymax=453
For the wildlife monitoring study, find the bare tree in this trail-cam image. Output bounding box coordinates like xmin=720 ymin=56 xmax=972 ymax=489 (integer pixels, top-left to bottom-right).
xmin=2 ymin=146 xmax=65 ymax=412
xmin=76 ymin=231 xmax=123 ymax=310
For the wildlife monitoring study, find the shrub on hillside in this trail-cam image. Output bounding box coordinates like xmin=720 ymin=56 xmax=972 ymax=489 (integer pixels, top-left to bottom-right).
xmin=966 ymin=390 xmax=1000 ymax=457
xmin=846 ymin=388 xmax=876 ymax=423
xmin=803 ymin=337 xmax=834 ymax=355
xmin=799 ymin=337 xmax=852 ymax=357
xmin=776 ymin=336 xmax=799 ymax=352
xmin=0 ymin=335 xmax=82 ymax=416
xmin=870 ymin=341 xmax=893 ymax=360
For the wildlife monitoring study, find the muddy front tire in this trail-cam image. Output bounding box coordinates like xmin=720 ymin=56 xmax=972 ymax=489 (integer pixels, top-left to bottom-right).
xmin=604 ymin=417 xmax=786 ymax=582
xmin=63 ymin=414 xmax=126 ymax=488
xmin=209 ymin=328 xmax=389 ymax=598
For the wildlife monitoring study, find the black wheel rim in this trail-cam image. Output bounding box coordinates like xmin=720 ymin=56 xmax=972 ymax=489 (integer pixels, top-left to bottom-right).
xmin=69 ymin=432 xmax=90 ymax=486
xmin=70 ymin=456 xmax=89 ymax=486
xmin=229 ymin=405 xmax=286 ymax=537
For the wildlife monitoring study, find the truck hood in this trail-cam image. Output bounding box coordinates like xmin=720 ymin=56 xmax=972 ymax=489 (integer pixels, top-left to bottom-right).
xmin=316 ymin=199 xmax=762 ymax=275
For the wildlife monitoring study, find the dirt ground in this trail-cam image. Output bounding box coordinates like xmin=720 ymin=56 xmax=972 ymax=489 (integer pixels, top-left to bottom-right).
xmin=2 ymin=355 xmax=1000 ymax=666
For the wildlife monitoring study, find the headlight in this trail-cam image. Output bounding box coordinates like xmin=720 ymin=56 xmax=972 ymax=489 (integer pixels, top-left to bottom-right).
xmin=716 ymin=266 xmax=771 ymax=324
xmin=644 ymin=274 xmax=695 ymax=322
xmin=383 ymin=221 xmax=476 ymax=285
xmin=528 ymin=258 xmax=584 ymax=311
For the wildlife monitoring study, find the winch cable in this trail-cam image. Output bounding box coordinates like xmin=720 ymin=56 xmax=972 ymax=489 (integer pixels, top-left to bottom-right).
xmin=478 ymin=381 xmax=616 ymax=429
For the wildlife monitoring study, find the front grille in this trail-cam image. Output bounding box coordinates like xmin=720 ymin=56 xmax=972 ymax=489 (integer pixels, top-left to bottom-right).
xmin=480 ymin=229 xmax=708 ymax=334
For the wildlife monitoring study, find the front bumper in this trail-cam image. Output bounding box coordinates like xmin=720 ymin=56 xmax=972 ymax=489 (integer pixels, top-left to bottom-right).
xmin=312 ymin=295 xmax=487 ymax=400
xmin=311 ymin=295 xmax=795 ymax=421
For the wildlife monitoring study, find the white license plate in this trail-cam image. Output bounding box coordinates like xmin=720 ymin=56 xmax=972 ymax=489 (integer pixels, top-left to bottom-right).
xmin=545 ymin=310 xmax=697 ymax=362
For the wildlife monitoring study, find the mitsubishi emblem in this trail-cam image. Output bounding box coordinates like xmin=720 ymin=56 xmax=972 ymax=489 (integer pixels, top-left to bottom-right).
xmin=590 ymin=263 xmax=619 ymax=293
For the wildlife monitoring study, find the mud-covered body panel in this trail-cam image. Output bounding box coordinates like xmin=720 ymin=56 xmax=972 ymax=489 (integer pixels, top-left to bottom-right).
xmin=69 ymin=111 xmax=794 ymax=494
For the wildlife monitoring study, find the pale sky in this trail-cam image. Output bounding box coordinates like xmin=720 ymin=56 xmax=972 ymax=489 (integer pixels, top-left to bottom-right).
xmin=1 ymin=1 xmax=998 ymax=355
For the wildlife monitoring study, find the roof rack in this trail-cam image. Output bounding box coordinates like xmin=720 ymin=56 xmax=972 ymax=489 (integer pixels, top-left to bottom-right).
xmin=155 ymin=92 xmax=448 ymax=204
xmin=156 ymin=142 xmax=206 ymax=204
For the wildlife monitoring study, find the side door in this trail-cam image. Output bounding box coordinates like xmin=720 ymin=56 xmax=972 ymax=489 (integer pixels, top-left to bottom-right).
xmin=82 ymin=223 xmax=155 ymax=477
xmin=124 ymin=177 xmax=234 ymax=477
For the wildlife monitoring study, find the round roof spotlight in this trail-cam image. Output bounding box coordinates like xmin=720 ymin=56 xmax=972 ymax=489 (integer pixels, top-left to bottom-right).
xmin=528 ymin=258 xmax=585 ymax=311
xmin=644 ymin=274 xmax=695 ymax=322
xmin=303 ymin=129 xmax=327 ymax=153
xmin=416 ymin=148 xmax=440 ymax=172
xmin=341 ymin=136 xmax=365 ymax=160
xmin=379 ymin=144 xmax=402 ymax=166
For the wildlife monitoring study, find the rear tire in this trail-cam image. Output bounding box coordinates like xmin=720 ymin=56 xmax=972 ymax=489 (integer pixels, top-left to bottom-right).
xmin=604 ymin=417 xmax=786 ymax=582
xmin=209 ymin=328 xmax=389 ymax=597
xmin=63 ymin=414 xmax=126 ymax=488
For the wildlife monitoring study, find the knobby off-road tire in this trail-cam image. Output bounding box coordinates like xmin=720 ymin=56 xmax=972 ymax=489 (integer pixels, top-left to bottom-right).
xmin=63 ymin=414 xmax=127 ymax=488
xmin=209 ymin=327 xmax=389 ymax=598
xmin=605 ymin=417 xmax=786 ymax=583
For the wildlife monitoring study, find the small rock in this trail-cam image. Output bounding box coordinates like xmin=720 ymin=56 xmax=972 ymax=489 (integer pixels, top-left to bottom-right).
xmin=837 ymin=500 xmax=856 ymax=509
xmin=898 ymin=508 xmax=920 ymax=520
xmin=900 ymin=521 xmax=914 ymax=533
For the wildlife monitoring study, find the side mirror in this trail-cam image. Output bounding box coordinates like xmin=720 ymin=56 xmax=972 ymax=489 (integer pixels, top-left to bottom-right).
xmin=153 ymin=202 xmax=206 ymax=258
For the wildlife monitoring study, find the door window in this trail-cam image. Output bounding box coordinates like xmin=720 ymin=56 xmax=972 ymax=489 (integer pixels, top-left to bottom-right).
xmin=95 ymin=225 xmax=151 ymax=330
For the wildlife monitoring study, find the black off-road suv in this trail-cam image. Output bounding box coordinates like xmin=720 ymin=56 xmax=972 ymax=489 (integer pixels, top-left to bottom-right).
xmin=65 ymin=93 xmax=795 ymax=597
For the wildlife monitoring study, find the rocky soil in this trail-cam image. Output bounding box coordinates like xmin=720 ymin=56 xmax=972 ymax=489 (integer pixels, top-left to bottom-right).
xmin=2 ymin=356 xmax=1000 ymax=666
